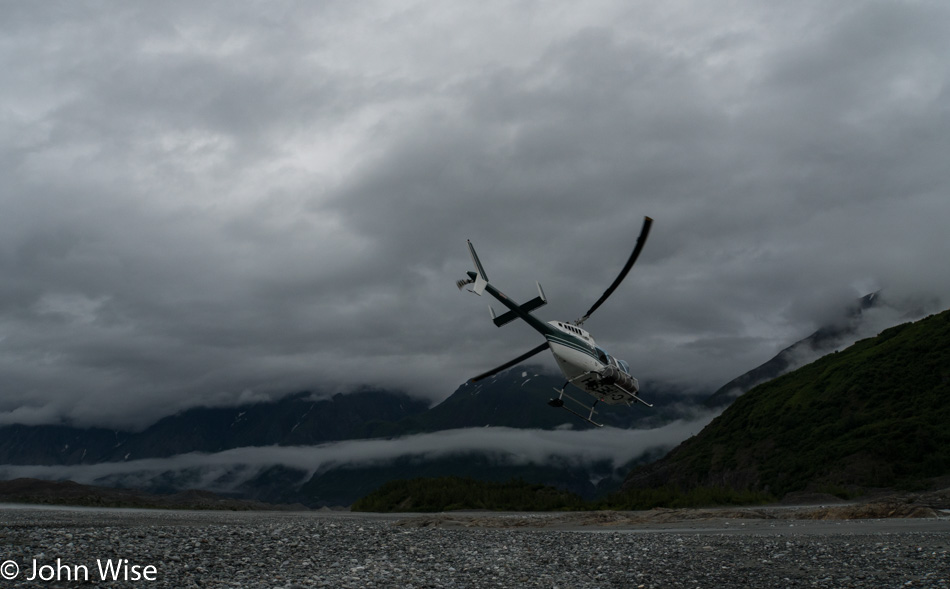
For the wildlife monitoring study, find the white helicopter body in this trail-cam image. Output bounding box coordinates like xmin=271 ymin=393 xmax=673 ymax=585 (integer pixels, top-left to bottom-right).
xmin=458 ymin=217 xmax=653 ymax=426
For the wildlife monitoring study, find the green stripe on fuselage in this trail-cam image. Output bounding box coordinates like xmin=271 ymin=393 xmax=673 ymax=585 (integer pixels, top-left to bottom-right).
xmin=545 ymin=333 xmax=598 ymax=360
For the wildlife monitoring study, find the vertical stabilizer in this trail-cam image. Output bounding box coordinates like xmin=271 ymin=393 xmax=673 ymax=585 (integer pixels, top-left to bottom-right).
xmin=466 ymin=240 xmax=489 ymax=295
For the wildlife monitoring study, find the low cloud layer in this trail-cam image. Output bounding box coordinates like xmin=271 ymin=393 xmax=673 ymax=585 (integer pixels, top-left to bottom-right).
xmin=0 ymin=415 xmax=716 ymax=493
xmin=2 ymin=2 xmax=950 ymax=428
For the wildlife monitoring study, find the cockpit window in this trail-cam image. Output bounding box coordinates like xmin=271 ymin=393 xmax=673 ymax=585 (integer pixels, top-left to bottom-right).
xmin=619 ymin=360 xmax=630 ymax=374
xmin=595 ymin=347 xmax=609 ymax=364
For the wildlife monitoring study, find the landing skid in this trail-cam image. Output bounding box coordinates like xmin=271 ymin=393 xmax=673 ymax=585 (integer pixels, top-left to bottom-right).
xmin=630 ymin=392 xmax=653 ymax=408
xmin=549 ymin=385 xmax=604 ymax=428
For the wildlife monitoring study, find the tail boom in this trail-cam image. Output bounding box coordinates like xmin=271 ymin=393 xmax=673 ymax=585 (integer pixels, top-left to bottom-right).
xmin=460 ymin=241 xmax=556 ymax=337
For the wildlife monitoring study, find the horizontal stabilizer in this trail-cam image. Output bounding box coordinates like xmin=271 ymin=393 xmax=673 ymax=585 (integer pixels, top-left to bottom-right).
xmin=491 ymin=282 xmax=547 ymax=327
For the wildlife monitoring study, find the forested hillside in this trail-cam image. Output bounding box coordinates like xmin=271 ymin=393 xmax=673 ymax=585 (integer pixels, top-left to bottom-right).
xmin=351 ymin=476 xmax=586 ymax=512
xmin=622 ymin=309 xmax=950 ymax=499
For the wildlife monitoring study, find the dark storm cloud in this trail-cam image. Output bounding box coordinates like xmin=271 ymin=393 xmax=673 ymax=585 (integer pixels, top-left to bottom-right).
xmin=1 ymin=1 xmax=949 ymax=428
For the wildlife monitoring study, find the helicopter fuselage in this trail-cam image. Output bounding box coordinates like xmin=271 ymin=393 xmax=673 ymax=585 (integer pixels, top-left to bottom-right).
xmin=544 ymin=320 xmax=640 ymax=406
xmin=478 ymin=279 xmax=641 ymax=407
xmin=460 ymin=216 xmax=654 ymax=425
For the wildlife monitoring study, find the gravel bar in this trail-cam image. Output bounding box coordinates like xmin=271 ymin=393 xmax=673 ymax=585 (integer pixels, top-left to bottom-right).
xmin=1 ymin=506 xmax=948 ymax=588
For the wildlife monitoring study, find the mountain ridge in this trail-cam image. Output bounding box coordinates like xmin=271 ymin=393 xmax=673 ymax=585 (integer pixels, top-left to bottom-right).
xmin=1 ymin=292 xmax=910 ymax=467
xmin=705 ymin=291 xmax=891 ymax=407
xmin=2 ymin=292 xmax=931 ymax=506
xmin=0 ymin=390 xmax=429 ymax=465
xmin=622 ymin=308 xmax=950 ymax=498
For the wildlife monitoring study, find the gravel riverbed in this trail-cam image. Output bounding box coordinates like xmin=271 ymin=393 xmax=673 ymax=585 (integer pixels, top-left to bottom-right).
xmin=1 ymin=506 xmax=948 ymax=588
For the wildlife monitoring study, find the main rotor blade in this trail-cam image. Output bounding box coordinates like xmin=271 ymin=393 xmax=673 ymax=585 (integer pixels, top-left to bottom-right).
xmin=576 ymin=216 xmax=653 ymax=325
xmin=469 ymin=343 xmax=550 ymax=383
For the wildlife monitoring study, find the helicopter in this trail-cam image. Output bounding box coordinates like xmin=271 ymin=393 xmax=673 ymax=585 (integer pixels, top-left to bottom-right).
xmin=456 ymin=216 xmax=654 ymax=427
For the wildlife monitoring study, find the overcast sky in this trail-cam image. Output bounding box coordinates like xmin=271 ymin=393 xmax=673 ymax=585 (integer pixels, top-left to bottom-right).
xmin=2 ymin=1 xmax=949 ymax=429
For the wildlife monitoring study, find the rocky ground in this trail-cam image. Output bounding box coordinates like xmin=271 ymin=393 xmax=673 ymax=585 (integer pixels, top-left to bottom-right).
xmin=1 ymin=505 xmax=948 ymax=588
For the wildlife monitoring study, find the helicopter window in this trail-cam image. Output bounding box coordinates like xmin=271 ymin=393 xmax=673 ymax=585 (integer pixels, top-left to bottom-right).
xmin=595 ymin=347 xmax=609 ymax=363
xmin=619 ymin=360 xmax=630 ymax=374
